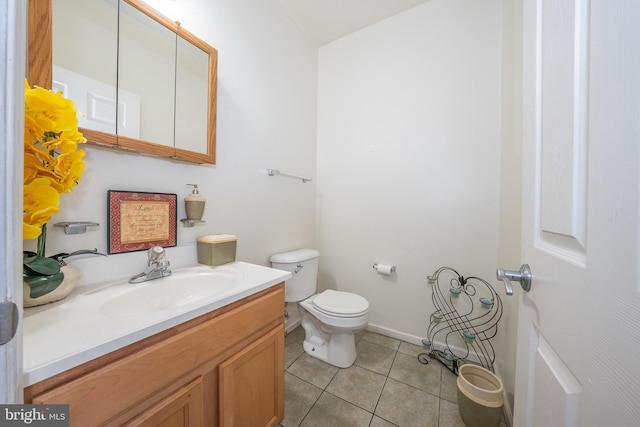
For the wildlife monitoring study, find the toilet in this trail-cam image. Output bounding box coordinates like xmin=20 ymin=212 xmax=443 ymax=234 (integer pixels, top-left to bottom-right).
xmin=270 ymin=249 xmax=369 ymax=368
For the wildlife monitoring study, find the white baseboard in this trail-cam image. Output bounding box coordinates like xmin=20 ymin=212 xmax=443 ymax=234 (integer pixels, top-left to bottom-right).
xmin=367 ymin=323 xmax=484 ymax=364
xmin=365 ymin=323 xmax=425 ymax=347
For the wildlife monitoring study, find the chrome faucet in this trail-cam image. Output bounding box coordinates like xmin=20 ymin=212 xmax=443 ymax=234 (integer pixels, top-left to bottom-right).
xmin=129 ymin=246 xmax=172 ymax=284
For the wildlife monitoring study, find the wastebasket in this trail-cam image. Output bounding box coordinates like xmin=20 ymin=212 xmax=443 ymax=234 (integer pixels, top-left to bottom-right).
xmin=456 ymin=364 xmax=504 ymax=427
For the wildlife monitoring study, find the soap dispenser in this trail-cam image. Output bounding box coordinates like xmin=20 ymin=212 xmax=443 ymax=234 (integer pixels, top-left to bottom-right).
xmin=184 ymin=184 xmax=206 ymax=220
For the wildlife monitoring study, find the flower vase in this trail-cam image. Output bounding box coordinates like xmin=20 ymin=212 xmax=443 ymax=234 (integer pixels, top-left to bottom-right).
xmin=23 ymin=264 xmax=82 ymax=307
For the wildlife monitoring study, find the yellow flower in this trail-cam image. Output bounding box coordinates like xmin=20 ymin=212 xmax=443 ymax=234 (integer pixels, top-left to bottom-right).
xmin=24 ymin=113 xmax=45 ymax=143
xmin=23 ymin=223 xmax=42 ymax=241
xmin=23 ymin=178 xmax=60 ymax=240
xmin=51 ymin=149 xmax=85 ymax=193
xmin=23 ymin=79 xmax=86 ymax=240
xmin=24 ymin=152 xmax=44 ymax=183
xmin=25 ymin=84 xmax=79 ymax=133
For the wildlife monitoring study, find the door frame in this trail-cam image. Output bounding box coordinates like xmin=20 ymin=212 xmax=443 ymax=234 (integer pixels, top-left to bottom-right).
xmin=0 ymin=0 xmax=25 ymax=404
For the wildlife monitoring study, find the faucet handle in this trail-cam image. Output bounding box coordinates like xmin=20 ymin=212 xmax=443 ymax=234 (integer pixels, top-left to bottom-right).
xmin=147 ymin=246 xmax=165 ymax=264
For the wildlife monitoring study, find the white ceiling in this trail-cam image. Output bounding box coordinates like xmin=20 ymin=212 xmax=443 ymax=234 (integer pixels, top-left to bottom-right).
xmin=277 ymin=0 xmax=431 ymax=46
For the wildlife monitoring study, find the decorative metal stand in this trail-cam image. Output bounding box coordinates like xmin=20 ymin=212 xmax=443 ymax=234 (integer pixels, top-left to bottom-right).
xmin=419 ymin=266 xmax=503 ymax=374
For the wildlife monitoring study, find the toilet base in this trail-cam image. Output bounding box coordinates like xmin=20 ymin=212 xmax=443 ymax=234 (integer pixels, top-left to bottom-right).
xmin=298 ymin=305 xmax=359 ymax=368
xmin=302 ymin=332 xmax=357 ymax=368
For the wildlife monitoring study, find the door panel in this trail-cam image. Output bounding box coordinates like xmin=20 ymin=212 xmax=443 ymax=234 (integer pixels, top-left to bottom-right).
xmin=539 ymin=0 xmax=588 ymax=252
xmin=525 ymin=326 xmax=582 ymax=427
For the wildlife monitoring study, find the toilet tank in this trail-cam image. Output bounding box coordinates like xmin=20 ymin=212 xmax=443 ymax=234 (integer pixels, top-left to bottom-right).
xmin=270 ymin=249 xmax=320 ymax=302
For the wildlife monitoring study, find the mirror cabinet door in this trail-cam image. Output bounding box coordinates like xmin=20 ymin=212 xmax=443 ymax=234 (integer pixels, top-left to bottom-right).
xmin=52 ymin=0 xmax=119 ymax=146
xmin=118 ymin=0 xmax=175 ymax=155
xmin=174 ymin=25 xmax=217 ymax=164
xmin=175 ymin=33 xmax=209 ymax=156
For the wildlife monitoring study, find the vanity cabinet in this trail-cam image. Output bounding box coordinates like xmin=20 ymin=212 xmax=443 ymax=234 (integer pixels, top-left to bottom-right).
xmin=219 ymin=328 xmax=283 ymax=426
xmin=24 ymin=285 xmax=285 ymax=427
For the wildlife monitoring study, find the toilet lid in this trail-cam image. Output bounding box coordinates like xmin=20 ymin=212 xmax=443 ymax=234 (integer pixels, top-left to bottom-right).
xmin=312 ymin=290 xmax=369 ymax=317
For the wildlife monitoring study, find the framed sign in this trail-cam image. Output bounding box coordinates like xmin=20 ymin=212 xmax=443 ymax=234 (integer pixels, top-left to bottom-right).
xmin=107 ymin=190 xmax=177 ymax=254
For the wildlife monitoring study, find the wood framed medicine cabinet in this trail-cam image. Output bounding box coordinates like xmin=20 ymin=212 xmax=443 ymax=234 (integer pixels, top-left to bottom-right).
xmin=27 ymin=0 xmax=218 ymax=165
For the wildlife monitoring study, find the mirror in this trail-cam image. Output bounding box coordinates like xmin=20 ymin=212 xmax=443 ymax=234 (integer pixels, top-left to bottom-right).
xmin=175 ymin=33 xmax=210 ymax=154
xmin=27 ymin=0 xmax=217 ymax=164
xmin=49 ymin=0 xmax=119 ymax=146
xmin=118 ymin=0 xmax=176 ymax=151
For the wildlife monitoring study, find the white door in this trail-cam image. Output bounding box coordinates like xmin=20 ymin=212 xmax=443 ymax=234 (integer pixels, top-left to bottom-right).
xmin=514 ymin=0 xmax=640 ymax=426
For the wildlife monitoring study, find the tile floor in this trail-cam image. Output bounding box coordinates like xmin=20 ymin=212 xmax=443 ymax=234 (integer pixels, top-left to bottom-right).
xmin=282 ymin=325 xmax=472 ymax=427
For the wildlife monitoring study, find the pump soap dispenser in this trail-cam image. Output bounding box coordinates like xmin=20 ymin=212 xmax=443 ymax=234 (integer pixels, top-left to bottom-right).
xmin=185 ymin=184 xmax=206 ymax=221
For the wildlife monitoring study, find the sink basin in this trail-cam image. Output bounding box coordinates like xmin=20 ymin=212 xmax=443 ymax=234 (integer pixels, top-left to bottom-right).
xmin=99 ymin=266 xmax=244 ymax=317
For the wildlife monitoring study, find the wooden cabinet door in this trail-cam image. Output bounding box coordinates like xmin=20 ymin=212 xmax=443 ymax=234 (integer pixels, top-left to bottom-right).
xmin=219 ymin=326 xmax=284 ymax=427
xmin=126 ymin=377 xmax=204 ymax=427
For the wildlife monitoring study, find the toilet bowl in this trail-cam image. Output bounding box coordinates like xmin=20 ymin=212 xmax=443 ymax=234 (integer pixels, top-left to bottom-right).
xmin=301 ymin=290 xmax=369 ymax=329
xmin=298 ymin=290 xmax=369 ymax=367
xmin=270 ymin=249 xmax=369 ymax=368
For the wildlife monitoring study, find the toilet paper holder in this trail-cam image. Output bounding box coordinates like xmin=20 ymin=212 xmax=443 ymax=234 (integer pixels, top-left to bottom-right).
xmin=372 ymin=263 xmax=396 ymax=274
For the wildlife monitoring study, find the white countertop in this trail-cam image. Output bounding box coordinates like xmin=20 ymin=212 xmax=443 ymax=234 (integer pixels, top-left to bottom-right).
xmin=23 ymin=261 xmax=291 ymax=386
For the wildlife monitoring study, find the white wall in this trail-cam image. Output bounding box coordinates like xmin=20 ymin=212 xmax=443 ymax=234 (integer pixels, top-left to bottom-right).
xmin=316 ymin=0 xmax=504 ymax=342
xmin=25 ymin=0 xmax=319 ymax=285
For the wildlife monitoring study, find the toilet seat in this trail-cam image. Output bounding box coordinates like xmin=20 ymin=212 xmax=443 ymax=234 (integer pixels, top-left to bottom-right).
xmin=312 ymin=290 xmax=369 ymax=318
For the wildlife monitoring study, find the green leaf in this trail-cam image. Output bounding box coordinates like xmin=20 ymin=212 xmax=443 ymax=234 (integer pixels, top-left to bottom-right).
xmin=23 ymin=255 xmax=61 ymax=276
xmin=24 ymin=271 xmax=64 ymax=298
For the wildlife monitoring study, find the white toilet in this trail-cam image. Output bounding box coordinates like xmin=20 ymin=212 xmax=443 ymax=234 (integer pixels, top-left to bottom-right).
xmin=270 ymin=249 xmax=369 ymax=368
